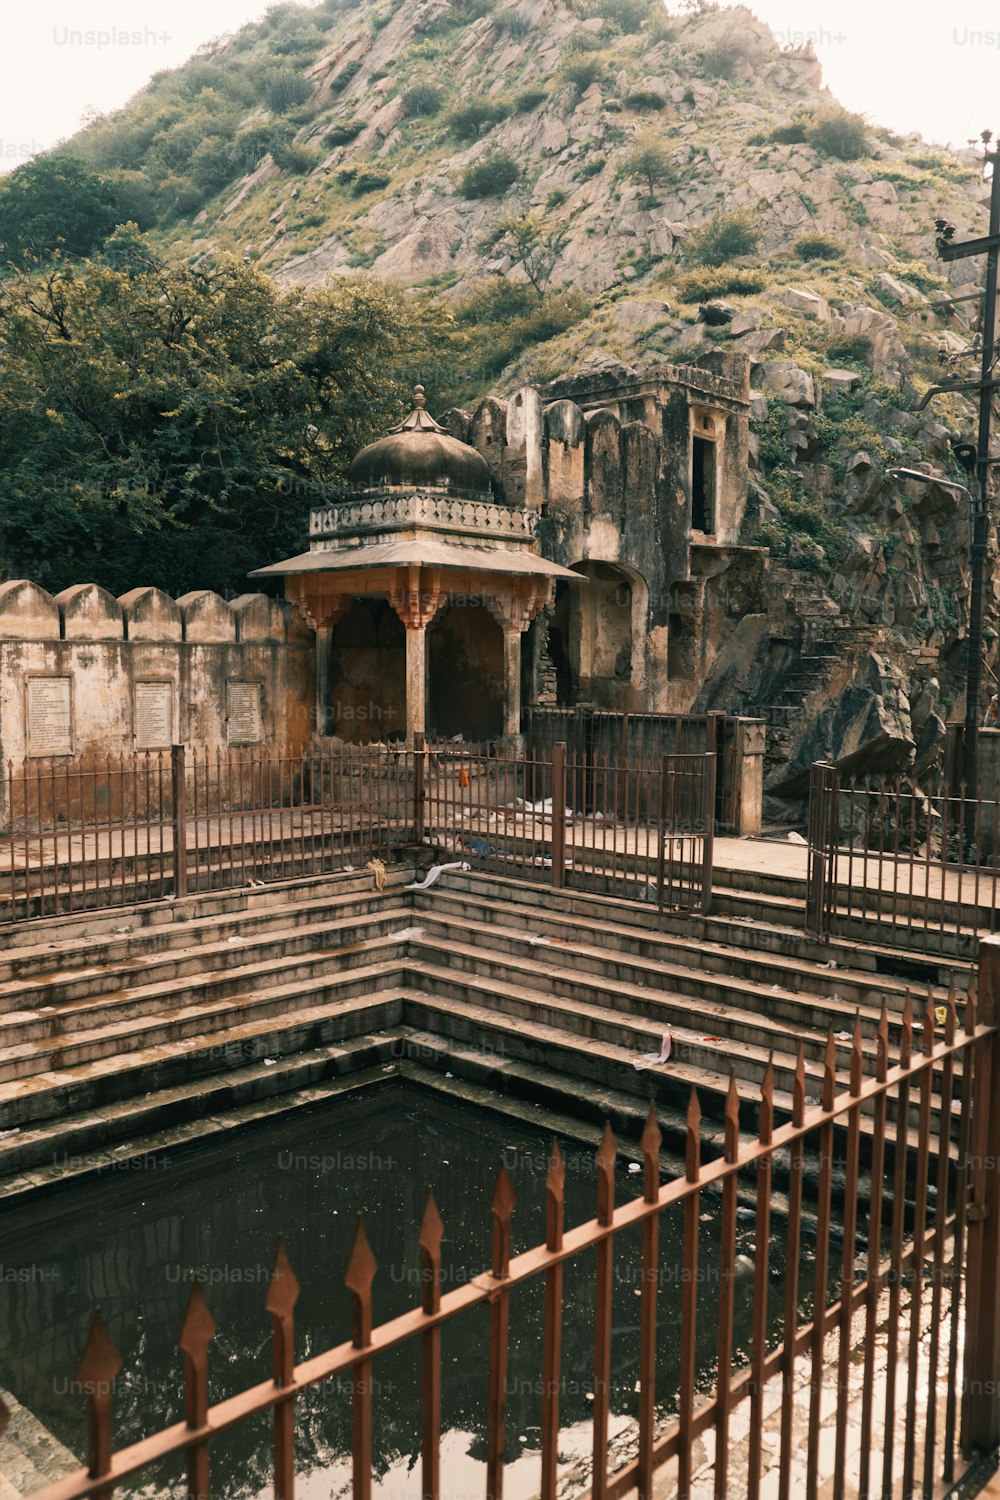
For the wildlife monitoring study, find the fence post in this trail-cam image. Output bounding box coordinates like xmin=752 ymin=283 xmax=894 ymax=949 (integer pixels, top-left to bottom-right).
xmin=413 ymin=731 xmax=425 ymax=847
xmin=171 ymin=744 xmax=188 ymax=900
xmin=963 ymin=937 xmax=1000 ymax=1451
xmin=806 ymin=762 xmax=838 ymax=937
xmin=656 ymin=754 xmax=668 ymax=906
xmin=701 ymin=751 xmax=716 ymax=916
xmin=551 ymin=742 xmax=566 ymax=889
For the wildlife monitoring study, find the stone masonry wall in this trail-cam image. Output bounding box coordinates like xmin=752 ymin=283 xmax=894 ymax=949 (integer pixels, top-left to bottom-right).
xmin=0 ymin=582 xmax=315 ymax=796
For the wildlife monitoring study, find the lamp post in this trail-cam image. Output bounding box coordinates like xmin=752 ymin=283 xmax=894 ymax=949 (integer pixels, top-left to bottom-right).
xmin=886 ymin=467 xmax=982 ymax=789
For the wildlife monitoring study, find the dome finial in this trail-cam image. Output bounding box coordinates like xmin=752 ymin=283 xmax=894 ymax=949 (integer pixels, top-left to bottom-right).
xmin=413 ymin=384 xmax=426 ymax=410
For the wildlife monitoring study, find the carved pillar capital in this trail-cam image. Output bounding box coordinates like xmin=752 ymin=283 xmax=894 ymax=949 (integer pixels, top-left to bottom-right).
xmin=387 ymin=567 xmax=446 ymax=632
xmin=289 ymin=582 xmax=351 ymax=633
xmin=486 ymin=578 xmax=552 ymax=635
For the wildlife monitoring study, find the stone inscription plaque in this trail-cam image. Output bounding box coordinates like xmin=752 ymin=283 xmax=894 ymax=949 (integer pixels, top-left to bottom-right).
xmin=27 ymin=677 xmax=73 ymax=757
xmin=228 ymin=681 xmax=263 ymax=744
xmin=135 ymin=681 xmax=173 ymax=750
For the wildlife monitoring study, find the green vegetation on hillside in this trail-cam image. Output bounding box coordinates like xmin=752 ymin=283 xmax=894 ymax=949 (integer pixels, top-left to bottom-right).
xmin=0 ymin=256 xmax=441 ymax=595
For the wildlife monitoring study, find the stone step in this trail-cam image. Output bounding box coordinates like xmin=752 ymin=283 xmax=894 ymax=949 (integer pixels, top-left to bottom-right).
xmin=0 ymin=1025 xmax=402 ymax=1183
xmin=0 ymin=952 xmax=405 ymax=1096
xmin=0 ymin=1052 xmax=402 ymax=1202
xmin=395 ymin=997 xmax=957 ymax=1150
xmin=0 ymin=865 xmax=413 ymax=981
xmin=404 ymin=958 xmax=912 ymax=1094
xmin=0 ymin=929 xmax=407 ymax=1058
xmin=410 ymin=899 xmax=933 ymax=1017
xmin=433 ymin=871 xmax=969 ymax=990
xmin=0 ymin=905 xmax=412 ymax=1020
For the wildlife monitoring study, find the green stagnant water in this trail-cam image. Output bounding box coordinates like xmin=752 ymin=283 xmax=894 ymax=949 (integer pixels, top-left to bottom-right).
xmin=0 ymin=1083 xmax=816 ymax=1498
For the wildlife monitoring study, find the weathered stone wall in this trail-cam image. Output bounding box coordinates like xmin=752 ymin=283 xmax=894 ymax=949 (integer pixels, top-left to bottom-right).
xmin=0 ymin=581 xmax=314 ymax=781
xmin=443 ymin=354 xmax=757 ymax=717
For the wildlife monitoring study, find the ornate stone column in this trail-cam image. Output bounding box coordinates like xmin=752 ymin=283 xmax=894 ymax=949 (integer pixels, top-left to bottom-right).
xmin=292 ymin=585 xmax=351 ymax=736
xmin=388 ymin=568 xmax=446 ymax=744
xmin=487 ymin=580 xmax=552 ymax=739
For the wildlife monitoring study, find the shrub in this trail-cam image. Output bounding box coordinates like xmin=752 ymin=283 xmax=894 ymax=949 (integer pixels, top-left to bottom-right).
xmin=262 ymin=68 xmax=313 ymax=112
xmin=336 ymin=166 xmax=357 ymax=185
xmin=624 ymin=90 xmax=667 ymax=112
xmin=232 ymin=121 xmax=294 ymax=173
xmin=189 ymin=137 xmax=239 ymax=193
xmin=449 ymin=100 xmax=509 ymax=141
xmin=325 ymin=119 xmax=366 ymax=146
xmin=514 ymin=88 xmax=547 ymax=113
xmin=769 ymin=119 xmax=808 ymax=145
xmin=332 ymin=59 xmax=362 ymax=92
xmin=546 ymin=188 xmax=567 ymax=208
xmin=574 ymin=156 xmax=606 ymax=182
xmin=685 ymin=208 xmax=760 ymax=267
xmin=494 ymin=8 xmax=531 ymax=36
xmin=699 ymin=31 xmax=755 ymax=80
xmin=624 ymin=135 xmax=675 ymax=202
xmin=403 ymin=83 xmax=444 ymax=117
xmin=591 ymin=0 xmax=655 ymax=32
xmin=674 ymin=265 xmax=768 ymax=300
xmin=272 ymin=142 xmax=318 ymax=173
xmin=460 ymin=151 xmax=518 ymax=198
xmin=794 ymin=232 xmax=844 ymax=261
xmin=561 ymin=55 xmax=607 ymax=94
xmin=806 ymin=105 xmax=869 ymax=161
xmin=352 ymin=170 xmax=392 ymax=196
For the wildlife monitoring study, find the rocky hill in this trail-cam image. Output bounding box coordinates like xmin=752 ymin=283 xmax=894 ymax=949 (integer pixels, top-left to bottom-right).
xmin=57 ymin=0 xmax=1000 ymax=797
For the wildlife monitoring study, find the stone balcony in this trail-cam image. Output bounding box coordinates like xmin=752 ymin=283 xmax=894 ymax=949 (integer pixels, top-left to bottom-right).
xmin=309 ymin=489 xmax=537 ymax=551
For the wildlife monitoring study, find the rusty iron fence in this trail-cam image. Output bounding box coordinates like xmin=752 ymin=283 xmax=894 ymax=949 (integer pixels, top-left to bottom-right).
xmin=422 ymin=739 xmax=715 ymax=912
xmin=806 ymin=761 xmax=1000 ymax=953
xmin=0 ymin=745 xmax=417 ymax=923
xmin=523 ymin=708 xmax=757 ymax=834
xmin=0 ymin=740 xmax=716 ymax=924
xmin=16 ymin=954 xmax=1000 ymax=1500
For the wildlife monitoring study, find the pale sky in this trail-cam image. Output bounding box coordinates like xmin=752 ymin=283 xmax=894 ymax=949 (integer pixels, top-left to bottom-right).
xmin=0 ymin=0 xmax=997 ymax=175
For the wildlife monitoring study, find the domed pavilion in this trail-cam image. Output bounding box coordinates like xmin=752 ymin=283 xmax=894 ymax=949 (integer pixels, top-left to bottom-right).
xmin=253 ymin=388 xmax=580 ymax=743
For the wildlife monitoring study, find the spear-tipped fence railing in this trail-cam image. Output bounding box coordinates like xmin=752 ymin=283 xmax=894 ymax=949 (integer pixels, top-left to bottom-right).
xmin=0 ymin=740 xmax=715 ymax=923
xmin=421 ymin=738 xmax=715 ymax=911
xmin=15 ymin=949 xmax=1000 ymax=1500
xmin=806 ymin=762 xmax=1000 ymax=952
xmin=0 ymin=744 xmax=417 ymax=923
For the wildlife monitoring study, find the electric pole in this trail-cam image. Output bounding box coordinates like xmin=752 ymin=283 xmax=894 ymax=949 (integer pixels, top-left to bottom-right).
xmin=934 ymin=132 xmax=1000 ymax=796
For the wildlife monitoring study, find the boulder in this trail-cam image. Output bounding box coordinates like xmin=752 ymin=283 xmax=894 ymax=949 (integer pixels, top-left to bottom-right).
xmin=780 ymin=285 xmax=830 ymax=320
xmin=822 ymin=368 xmax=861 ymax=395
xmin=768 ymin=652 xmax=915 ymax=797
xmin=698 ymin=300 xmax=736 ymax=325
xmin=757 ymin=360 xmax=815 ymax=407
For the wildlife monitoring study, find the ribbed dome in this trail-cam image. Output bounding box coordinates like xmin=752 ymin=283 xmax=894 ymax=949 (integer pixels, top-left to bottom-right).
xmin=346 ymin=386 xmax=491 ymax=496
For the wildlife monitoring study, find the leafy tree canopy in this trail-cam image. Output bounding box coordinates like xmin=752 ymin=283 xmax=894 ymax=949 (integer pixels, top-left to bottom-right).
xmin=0 ymin=154 xmax=128 ymax=265
xmin=0 ymin=249 xmax=452 ymax=596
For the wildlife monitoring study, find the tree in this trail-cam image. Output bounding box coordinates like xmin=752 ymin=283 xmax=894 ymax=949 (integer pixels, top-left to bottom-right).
xmin=624 ymin=134 xmax=675 ymax=205
xmin=0 ymin=154 xmax=126 ymax=265
xmin=0 ymin=252 xmax=445 ymax=595
xmin=490 ymin=214 xmax=567 ymax=296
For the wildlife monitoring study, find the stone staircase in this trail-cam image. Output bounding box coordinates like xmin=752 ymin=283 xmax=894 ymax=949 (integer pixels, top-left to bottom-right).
xmin=0 ymin=862 xmax=967 ymax=1200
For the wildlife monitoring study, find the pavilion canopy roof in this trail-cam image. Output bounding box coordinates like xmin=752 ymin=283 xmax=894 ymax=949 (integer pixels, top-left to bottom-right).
xmin=251 ymin=536 xmax=582 ymax=580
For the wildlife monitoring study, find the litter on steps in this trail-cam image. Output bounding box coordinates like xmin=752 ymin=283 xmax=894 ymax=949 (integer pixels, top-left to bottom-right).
xmin=366 ymin=858 xmax=387 ymax=892
xmin=405 ymin=861 xmax=471 ymax=891
xmin=634 ymin=1030 xmax=673 ymax=1069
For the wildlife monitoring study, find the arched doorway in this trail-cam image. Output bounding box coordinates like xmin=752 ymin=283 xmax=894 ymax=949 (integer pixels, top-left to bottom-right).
xmin=328 ymin=599 xmax=406 ymax=742
xmin=427 ymin=602 xmax=504 ymax=741
xmin=548 ymin=561 xmax=648 ymax=710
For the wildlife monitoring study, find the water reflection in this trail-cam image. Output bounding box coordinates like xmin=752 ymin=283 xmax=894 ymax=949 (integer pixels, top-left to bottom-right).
xmin=0 ymin=1084 xmax=802 ymax=1497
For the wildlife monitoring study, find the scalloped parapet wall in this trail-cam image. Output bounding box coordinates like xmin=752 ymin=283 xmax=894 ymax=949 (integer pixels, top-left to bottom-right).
xmin=0 ymin=584 xmax=293 ymax=642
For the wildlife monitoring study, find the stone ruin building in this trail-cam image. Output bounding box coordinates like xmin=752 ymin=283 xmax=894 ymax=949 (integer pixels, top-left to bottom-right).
xmin=254 ymin=350 xmax=762 ymax=744
xmin=0 ymin=352 xmax=769 ymax=816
